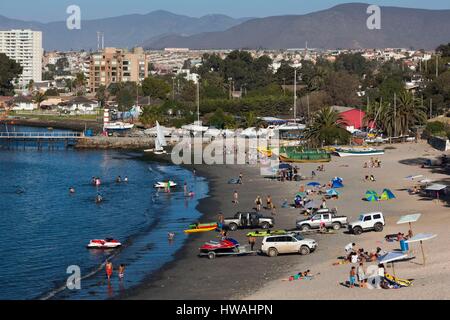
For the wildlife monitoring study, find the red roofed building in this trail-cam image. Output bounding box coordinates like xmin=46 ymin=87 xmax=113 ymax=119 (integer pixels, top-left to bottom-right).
xmin=339 ymin=108 xmax=366 ymax=130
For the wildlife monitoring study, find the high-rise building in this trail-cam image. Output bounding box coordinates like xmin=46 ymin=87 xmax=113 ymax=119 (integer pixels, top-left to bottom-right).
xmin=0 ymin=29 xmax=43 ymax=85
xmin=88 ymin=47 xmax=149 ymax=93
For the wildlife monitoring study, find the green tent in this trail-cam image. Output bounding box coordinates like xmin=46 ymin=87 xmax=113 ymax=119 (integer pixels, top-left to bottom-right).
xmin=365 ymin=190 xmax=379 ymax=202
xmin=380 ymin=189 xmax=396 ymax=201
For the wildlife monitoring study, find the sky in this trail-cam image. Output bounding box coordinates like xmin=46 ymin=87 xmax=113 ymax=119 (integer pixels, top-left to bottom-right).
xmin=1 ymin=0 xmax=450 ymax=22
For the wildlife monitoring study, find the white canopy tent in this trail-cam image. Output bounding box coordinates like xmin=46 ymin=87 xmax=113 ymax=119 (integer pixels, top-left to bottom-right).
xmin=425 ymin=184 xmax=447 ymax=191
xmin=406 ymin=233 xmax=437 ymax=266
xmin=378 ymin=252 xmax=409 ymax=277
xmin=397 ymin=213 xmax=421 ymax=236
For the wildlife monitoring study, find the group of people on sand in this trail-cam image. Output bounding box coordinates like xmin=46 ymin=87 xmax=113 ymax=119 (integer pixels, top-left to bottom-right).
xmin=278 ymin=166 xmax=298 ymax=182
xmin=253 ymin=195 xmax=277 ymax=215
xmin=364 ymin=158 xmax=382 ymax=169
xmin=364 ymin=174 xmax=376 ymax=182
xmin=105 ymin=261 xmax=126 ymax=282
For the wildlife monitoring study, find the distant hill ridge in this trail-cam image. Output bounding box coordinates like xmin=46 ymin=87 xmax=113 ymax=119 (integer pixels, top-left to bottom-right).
xmin=0 ymin=11 xmax=251 ymax=51
xmin=144 ymin=3 xmax=450 ymax=50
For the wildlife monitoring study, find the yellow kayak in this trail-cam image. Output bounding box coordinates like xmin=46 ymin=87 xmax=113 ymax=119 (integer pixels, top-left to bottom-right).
xmin=184 ymin=227 xmax=217 ymax=234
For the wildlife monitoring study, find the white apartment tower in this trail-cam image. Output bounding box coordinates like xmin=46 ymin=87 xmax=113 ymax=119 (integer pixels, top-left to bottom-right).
xmin=0 ymin=29 xmax=43 ymax=85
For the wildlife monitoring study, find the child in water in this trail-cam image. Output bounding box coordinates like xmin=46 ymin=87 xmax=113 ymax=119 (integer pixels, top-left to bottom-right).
xmin=118 ymin=264 xmax=125 ymax=280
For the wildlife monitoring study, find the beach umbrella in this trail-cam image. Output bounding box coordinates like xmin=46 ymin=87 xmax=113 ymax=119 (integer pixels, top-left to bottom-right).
xmin=365 ymin=190 xmax=379 ymax=202
xmin=378 ymin=252 xmax=409 ymax=277
xmin=326 ymin=189 xmax=339 ymax=197
xmin=404 ymin=175 xmax=423 ymax=181
xmin=405 ymin=233 xmax=437 ymax=266
xmin=379 ymin=188 xmax=396 ymax=201
xmin=307 ymin=182 xmax=321 ymax=187
xmin=397 ymin=213 xmax=421 ymax=236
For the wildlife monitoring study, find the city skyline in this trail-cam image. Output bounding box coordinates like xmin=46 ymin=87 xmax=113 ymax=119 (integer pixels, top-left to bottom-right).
xmin=1 ymin=0 xmax=450 ymax=22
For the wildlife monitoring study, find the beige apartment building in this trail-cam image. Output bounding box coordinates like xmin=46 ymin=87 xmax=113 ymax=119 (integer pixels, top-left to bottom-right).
xmin=88 ymin=47 xmax=148 ymax=93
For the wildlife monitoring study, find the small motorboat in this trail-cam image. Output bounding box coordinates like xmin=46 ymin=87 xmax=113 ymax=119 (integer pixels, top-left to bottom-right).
xmin=86 ymin=238 xmax=122 ymax=249
xmin=154 ymin=181 xmax=177 ymax=188
xmin=335 ymin=147 xmax=385 ymax=157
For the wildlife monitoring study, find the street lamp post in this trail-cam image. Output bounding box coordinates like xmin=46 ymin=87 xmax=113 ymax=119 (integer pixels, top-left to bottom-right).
xmin=196 ymin=78 xmax=200 ymax=124
xmin=294 ymin=68 xmax=297 ymax=123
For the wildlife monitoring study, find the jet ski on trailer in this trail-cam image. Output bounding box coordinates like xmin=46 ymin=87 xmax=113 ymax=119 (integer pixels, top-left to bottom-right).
xmin=86 ymin=238 xmax=122 ymax=249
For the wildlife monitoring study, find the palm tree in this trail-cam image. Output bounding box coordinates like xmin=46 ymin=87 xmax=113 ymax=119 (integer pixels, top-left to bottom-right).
xmin=244 ymin=111 xmax=259 ymax=127
xmin=368 ymin=92 xmax=427 ymax=137
xmin=395 ymin=91 xmax=427 ymax=136
xmin=33 ymin=92 xmax=46 ymax=109
xmin=304 ymin=106 xmax=351 ymax=147
xmin=74 ymin=73 xmax=86 ymax=96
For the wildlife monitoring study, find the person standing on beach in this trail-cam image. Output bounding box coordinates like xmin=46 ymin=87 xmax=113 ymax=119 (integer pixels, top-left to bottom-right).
xmin=238 ymin=172 xmax=243 ymax=184
xmin=349 ymin=266 xmax=356 ymax=288
xmin=218 ymin=212 xmax=224 ymax=225
xmin=357 ymin=262 xmax=366 ymax=288
xmin=248 ymin=235 xmax=256 ymax=251
xmin=266 ymin=195 xmax=273 ymax=210
xmin=233 ymin=190 xmax=239 ymax=204
xmin=105 ymin=261 xmax=113 ymax=281
xmin=255 ymin=196 xmax=262 ymax=211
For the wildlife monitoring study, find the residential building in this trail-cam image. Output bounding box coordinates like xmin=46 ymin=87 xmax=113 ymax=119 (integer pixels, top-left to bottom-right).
xmin=88 ymin=47 xmax=149 ymax=93
xmin=0 ymin=29 xmax=43 ymax=85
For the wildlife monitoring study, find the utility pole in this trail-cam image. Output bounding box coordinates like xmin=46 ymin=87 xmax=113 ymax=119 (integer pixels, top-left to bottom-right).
xmin=196 ymin=80 xmax=200 ymax=124
xmin=307 ymin=93 xmax=310 ymax=124
xmin=294 ymin=68 xmax=297 ymax=123
xmin=394 ymin=92 xmax=397 ymax=138
xmin=172 ymin=77 xmax=175 ymax=100
xmin=429 ymin=99 xmax=433 ymax=119
xmin=436 ymin=55 xmax=439 ymax=78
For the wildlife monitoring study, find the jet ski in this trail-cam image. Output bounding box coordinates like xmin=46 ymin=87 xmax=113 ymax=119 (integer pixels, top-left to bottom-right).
xmin=86 ymin=238 xmax=122 ymax=249
xmin=154 ymin=181 xmax=177 ymax=188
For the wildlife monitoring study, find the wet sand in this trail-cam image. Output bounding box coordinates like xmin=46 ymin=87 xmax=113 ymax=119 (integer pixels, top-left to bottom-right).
xmin=127 ymin=141 xmax=449 ymax=300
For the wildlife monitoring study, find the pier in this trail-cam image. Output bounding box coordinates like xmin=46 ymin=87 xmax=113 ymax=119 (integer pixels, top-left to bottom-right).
xmin=0 ymin=132 xmax=83 ymax=150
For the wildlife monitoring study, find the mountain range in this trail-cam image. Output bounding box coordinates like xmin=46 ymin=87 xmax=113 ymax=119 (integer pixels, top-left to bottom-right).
xmin=1 ymin=3 xmax=450 ymax=51
xmin=0 ymin=11 xmax=250 ymax=51
xmin=145 ymin=3 xmax=450 ymax=50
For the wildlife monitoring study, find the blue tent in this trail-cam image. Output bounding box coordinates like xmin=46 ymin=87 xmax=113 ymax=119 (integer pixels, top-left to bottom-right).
xmin=326 ymin=189 xmax=340 ymax=197
xmin=332 ymin=178 xmax=344 ymax=188
xmin=307 ymin=182 xmax=321 ymax=187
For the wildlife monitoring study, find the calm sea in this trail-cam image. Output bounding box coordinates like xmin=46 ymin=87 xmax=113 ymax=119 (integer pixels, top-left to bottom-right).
xmin=0 ymin=125 xmax=208 ymax=300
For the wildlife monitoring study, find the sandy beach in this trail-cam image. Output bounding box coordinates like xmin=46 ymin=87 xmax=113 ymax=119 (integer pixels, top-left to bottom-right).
xmin=128 ymin=140 xmax=449 ymax=300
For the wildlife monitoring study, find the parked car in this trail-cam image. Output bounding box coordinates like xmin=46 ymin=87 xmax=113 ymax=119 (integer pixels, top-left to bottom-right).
xmin=296 ymin=213 xmax=348 ymax=231
xmin=348 ymin=212 xmax=385 ymax=235
xmin=223 ymin=212 xmax=274 ymax=231
xmin=261 ymin=233 xmax=317 ymax=257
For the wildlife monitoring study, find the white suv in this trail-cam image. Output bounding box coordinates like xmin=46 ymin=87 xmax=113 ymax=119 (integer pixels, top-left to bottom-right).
xmin=348 ymin=212 xmax=385 ymax=235
xmin=261 ymin=233 xmax=317 ymax=257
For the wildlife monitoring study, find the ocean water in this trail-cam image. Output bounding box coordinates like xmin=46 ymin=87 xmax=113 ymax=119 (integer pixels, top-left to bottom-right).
xmin=0 ymin=126 xmax=208 ymax=300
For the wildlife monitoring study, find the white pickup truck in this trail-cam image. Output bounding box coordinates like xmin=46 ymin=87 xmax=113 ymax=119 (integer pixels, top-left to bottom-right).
xmin=348 ymin=212 xmax=385 ymax=235
xmin=296 ymin=212 xmax=348 ymax=231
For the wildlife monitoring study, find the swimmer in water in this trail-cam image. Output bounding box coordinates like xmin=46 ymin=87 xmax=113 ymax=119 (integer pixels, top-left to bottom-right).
xmin=124 ymin=176 xmax=128 ymax=183
xmin=168 ymin=232 xmax=175 ymax=242
xmin=116 ymin=176 xmax=122 ymax=183
xmin=69 ymin=187 xmax=75 ymax=194
xmin=96 ymin=194 xmax=103 ymax=203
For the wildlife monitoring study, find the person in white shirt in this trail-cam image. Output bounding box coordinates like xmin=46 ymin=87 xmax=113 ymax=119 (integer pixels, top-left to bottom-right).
xmin=345 ymin=242 xmax=356 ymax=254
